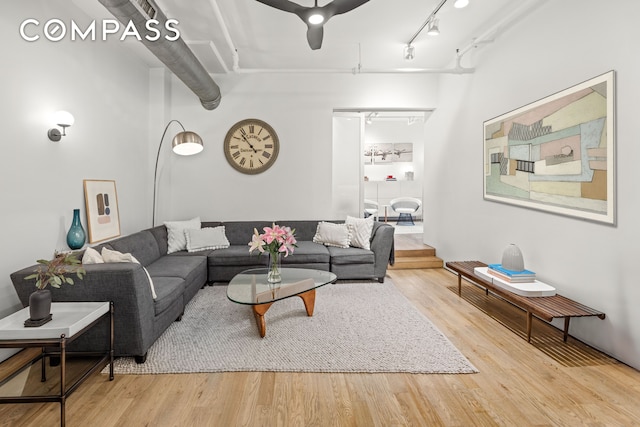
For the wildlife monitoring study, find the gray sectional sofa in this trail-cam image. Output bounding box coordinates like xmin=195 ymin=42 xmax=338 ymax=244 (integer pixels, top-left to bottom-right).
xmin=10 ymin=220 xmax=394 ymax=363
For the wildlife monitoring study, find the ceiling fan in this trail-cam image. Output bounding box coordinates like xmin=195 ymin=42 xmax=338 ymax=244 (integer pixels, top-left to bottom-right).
xmin=255 ymin=0 xmax=370 ymax=50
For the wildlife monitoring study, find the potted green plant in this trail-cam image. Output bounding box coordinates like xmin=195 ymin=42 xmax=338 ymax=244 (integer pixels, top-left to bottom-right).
xmin=24 ymin=251 xmax=86 ymax=324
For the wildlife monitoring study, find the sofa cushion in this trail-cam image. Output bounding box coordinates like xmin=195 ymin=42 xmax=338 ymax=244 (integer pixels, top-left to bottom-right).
xmin=208 ymin=245 xmax=269 ymax=267
xmin=146 ymin=255 xmax=207 ymax=282
xmin=282 ymin=241 xmax=330 ymax=264
xmin=108 ymin=231 xmax=161 ymax=266
xmin=345 ymin=215 xmax=374 ymax=250
xmin=327 ymin=246 xmax=375 ymax=265
xmin=82 ymin=247 xmax=104 ymax=264
xmin=313 ymin=222 xmax=352 ymax=248
xmin=186 ymin=226 xmax=230 ymax=252
xmin=165 ymin=217 xmax=201 ymax=254
xmin=102 ymin=247 xmax=138 ymax=263
xmin=201 ymin=221 xmax=224 ymax=229
xmin=275 ymin=220 xmax=334 ymax=241
xmin=146 ymin=225 xmax=169 ymax=256
xmin=152 ymin=276 xmax=185 ymax=316
xmin=222 ymin=221 xmax=273 ymax=245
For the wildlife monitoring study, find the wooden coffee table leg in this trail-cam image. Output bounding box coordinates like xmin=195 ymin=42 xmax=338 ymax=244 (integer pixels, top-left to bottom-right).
xmin=252 ymin=302 xmax=273 ymax=338
xmin=298 ymin=289 xmax=316 ymax=316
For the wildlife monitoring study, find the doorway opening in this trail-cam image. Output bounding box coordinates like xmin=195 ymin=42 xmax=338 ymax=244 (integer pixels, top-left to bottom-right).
xmin=332 ymin=109 xmax=432 ymax=235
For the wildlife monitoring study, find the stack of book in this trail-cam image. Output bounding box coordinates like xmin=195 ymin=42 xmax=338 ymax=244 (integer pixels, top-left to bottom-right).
xmin=487 ymin=264 xmax=536 ymax=283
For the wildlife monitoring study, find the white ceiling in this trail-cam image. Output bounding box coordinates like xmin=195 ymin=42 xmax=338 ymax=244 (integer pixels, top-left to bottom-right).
xmin=80 ymin=0 xmax=543 ymax=74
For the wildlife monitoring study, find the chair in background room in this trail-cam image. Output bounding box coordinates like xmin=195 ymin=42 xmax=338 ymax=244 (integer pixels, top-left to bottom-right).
xmin=364 ymin=199 xmax=379 ymax=220
xmin=389 ymin=197 xmax=421 ymax=225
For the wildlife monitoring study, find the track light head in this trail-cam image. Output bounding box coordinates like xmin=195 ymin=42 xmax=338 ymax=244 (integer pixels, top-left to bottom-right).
xmin=403 ymin=44 xmax=415 ymax=61
xmin=427 ymin=18 xmax=440 ymax=36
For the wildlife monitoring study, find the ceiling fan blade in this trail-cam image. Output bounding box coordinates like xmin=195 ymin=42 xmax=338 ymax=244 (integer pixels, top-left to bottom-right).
xmin=306 ymin=25 xmax=324 ymax=50
xmin=329 ymin=0 xmax=370 ymax=15
xmin=255 ymin=0 xmax=304 ymax=14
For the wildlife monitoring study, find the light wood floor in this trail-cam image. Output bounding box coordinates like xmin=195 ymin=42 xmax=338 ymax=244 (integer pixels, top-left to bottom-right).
xmin=2 ymin=267 xmax=640 ymax=426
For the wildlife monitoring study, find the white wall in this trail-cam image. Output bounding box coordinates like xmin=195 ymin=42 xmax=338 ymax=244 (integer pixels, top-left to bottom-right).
xmin=424 ymin=0 xmax=640 ymax=369
xmin=0 ymin=0 xmax=151 ymax=361
xmin=161 ymin=73 xmax=438 ymax=223
xmin=332 ymin=115 xmax=363 ymax=219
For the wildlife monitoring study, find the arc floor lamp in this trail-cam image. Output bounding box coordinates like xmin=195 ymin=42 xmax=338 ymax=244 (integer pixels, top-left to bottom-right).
xmin=153 ymin=120 xmax=204 ymax=227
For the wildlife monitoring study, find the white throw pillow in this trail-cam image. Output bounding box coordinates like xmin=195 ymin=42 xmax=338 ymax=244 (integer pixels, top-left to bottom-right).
xmin=101 ymin=248 xmax=157 ymax=299
xmin=101 ymin=247 xmax=138 ymax=263
xmin=185 ymin=226 xmax=230 ymax=252
xmin=82 ymin=247 xmax=104 ymax=264
xmin=313 ymin=222 xmax=352 ymax=248
xmin=345 ymin=215 xmax=374 ymax=250
xmin=164 ymin=217 xmax=201 ymax=254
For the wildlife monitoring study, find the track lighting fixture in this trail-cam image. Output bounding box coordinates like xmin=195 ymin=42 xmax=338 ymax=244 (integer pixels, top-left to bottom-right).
xmin=405 ymin=0 xmax=468 ymax=48
xmin=403 ymin=44 xmax=415 ymax=61
xmin=427 ymin=18 xmax=440 ymax=36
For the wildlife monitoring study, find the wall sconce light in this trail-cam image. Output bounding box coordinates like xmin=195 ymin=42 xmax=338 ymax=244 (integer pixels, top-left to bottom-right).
xmin=48 ymin=110 xmax=75 ymax=141
xmin=403 ymin=44 xmax=415 ymax=61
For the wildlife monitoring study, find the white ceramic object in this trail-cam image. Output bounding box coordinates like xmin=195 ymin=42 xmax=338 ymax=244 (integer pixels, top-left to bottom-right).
xmin=501 ymin=244 xmax=524 ymax=271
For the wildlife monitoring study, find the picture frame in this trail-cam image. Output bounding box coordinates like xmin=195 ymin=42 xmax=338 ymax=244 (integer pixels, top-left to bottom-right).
xmin=83 ymin=179 xmax=121 ymax=243
xmin=393 ymin=143 xmax=413 ymax=162
xmin=364 ymin=142 xmax=414 ymax=164
xmin=483 ymin=71 xmax=616 ymax=225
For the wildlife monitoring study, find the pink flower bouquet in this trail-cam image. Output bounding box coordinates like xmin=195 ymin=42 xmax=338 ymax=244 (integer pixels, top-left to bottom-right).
xmin=248 ymin=223 xmax=297 ymax=284
xmin=248 ymin=223 xmax=297 ymax=257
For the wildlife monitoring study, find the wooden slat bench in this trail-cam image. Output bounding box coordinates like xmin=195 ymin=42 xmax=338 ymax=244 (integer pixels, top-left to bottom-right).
xmin=445 ymin=261 xmax=605 ymax=343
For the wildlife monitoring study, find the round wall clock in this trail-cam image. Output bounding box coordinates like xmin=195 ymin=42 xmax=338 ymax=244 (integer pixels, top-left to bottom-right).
xmin=223 ymin=118 xmax=280 ymax=174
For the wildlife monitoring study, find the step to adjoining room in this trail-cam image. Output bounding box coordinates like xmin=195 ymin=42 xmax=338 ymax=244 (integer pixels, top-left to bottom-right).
xmin=391 ymin=230 xmax=443 ymax=270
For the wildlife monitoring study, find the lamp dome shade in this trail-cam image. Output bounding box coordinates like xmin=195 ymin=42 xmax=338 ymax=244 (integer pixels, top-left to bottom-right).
xmin=172 ymin=131 xmax=204 ymax=156
xmin=54 ymin=110 xmax=74 ymax=127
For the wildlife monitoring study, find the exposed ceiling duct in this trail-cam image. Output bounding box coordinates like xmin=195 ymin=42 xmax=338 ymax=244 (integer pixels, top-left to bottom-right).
xmin=98 ymin=0 xmax=221 ymax=110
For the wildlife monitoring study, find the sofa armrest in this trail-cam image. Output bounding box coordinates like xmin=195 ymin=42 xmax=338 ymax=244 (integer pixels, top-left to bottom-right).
xmin=10 ymin=263 xmax=155 ymax=357
xmin=370 ymin=222 xmax=395 ymax=281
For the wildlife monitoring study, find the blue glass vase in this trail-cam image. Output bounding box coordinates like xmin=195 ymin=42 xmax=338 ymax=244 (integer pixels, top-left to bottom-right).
xmin=66 ymin=209 xmax=86 ymax=250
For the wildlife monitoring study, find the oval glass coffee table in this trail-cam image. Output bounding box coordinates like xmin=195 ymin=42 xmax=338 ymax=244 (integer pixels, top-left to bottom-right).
xmin=227 ymin=268 xmax=337 ymax=337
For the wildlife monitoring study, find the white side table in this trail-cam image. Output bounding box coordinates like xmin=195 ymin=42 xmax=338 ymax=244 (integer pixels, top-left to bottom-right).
xmin=0 ymin=302 xmax=114 ymax=427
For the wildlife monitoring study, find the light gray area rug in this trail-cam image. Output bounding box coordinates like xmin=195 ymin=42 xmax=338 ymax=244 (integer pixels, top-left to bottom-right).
xmin=105 ymin=280 xmax=478 ymax=374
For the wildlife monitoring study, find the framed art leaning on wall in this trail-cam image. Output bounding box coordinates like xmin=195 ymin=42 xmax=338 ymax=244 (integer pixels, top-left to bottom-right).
xmin=83 ymin=179 xmax=121 ymax=243
xmin=483 ymin=70 xmax=616 ymax=225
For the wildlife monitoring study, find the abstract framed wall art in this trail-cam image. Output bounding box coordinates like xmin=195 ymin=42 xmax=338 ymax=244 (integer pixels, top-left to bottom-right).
xmin=483 ymin=71 xmax=615 ymax=225
xmin=83 ymin=179 xmax=121 ymax=243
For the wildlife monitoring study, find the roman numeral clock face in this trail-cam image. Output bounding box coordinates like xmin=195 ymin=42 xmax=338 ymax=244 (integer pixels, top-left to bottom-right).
xmin=224 ymin=119 xmax=280 ymax=175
